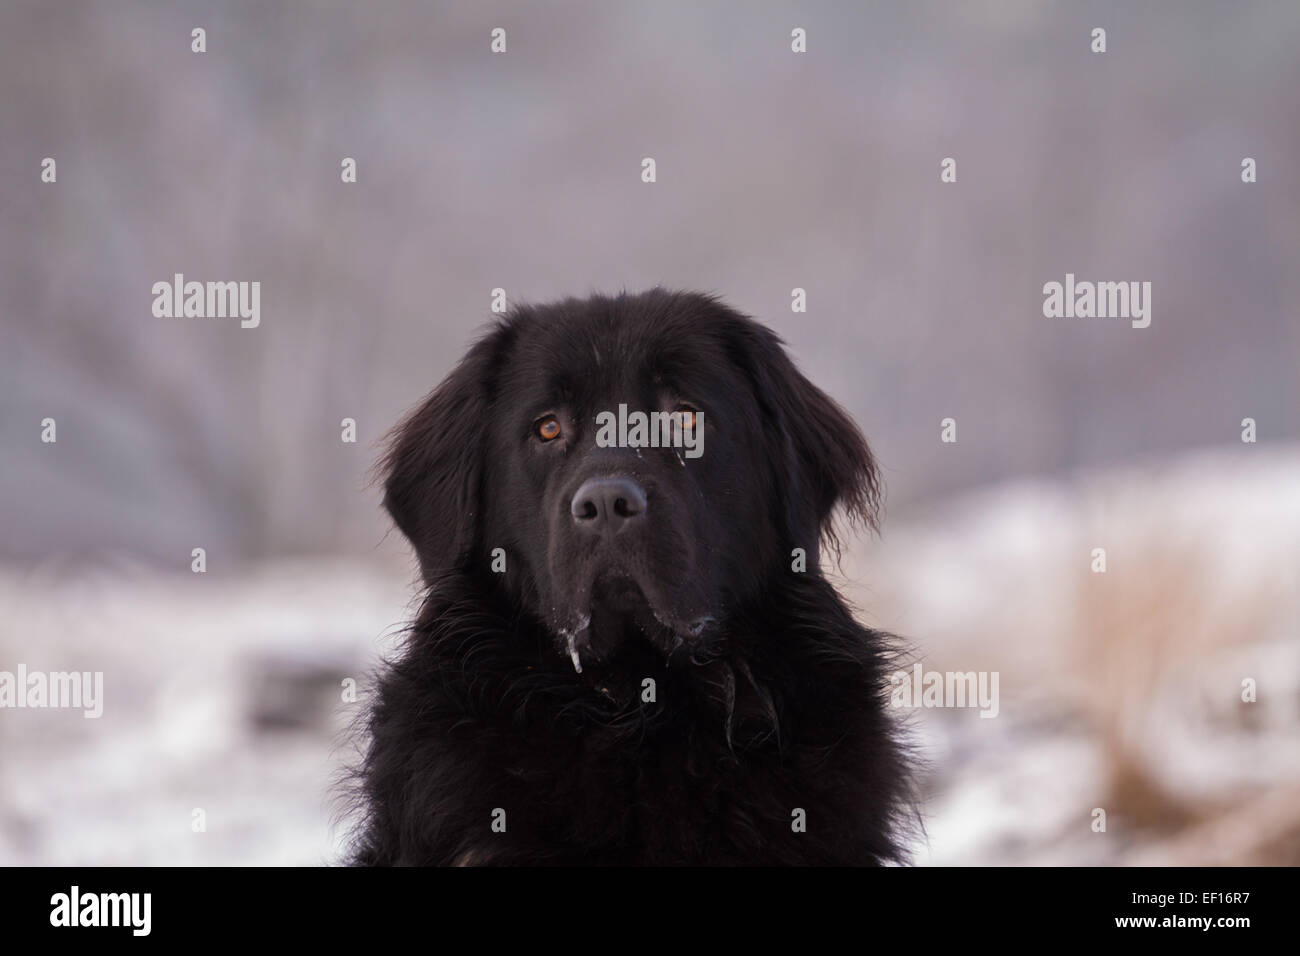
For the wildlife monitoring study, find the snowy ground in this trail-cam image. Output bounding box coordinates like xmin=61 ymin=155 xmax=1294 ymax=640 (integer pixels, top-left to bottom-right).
xmin=844 ymin=444 xmax=1300 ymax=865
xmin=1 ymin=445 xmax=1296 ymax=865
xmin=0 ymin=558 xmax=412 ymax=865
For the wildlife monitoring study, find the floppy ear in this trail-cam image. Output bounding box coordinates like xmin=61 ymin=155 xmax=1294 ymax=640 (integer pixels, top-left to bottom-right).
xmin=379 ymin=331 xmax=503 ymax=583
xmin=729 ymin=320 xmax=882 ymax=551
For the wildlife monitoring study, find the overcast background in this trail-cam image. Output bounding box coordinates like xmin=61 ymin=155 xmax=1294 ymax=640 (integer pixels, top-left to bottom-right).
xmin=1 ymin=0 xmax=1297 ymax=865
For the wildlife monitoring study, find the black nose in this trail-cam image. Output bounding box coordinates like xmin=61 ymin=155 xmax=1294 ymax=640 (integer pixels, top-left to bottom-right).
xmin=570 ymin=476 xmax=647 ymax=534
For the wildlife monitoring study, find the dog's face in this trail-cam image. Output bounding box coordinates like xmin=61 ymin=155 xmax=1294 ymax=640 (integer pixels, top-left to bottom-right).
xmin=382 ymin=290 xmax=879 ymax=671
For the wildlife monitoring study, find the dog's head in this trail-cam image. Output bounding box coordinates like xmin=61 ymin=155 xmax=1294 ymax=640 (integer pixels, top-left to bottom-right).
xmin=381 ymin=289 xmax=880 ymax=671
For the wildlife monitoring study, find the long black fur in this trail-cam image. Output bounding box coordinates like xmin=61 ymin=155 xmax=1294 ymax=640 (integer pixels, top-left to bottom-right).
xmin=349 ymin=289 xmax=914 ymax=865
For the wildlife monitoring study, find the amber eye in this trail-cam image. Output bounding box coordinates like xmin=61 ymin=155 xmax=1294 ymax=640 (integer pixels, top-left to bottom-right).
xmin=536 ymin=416 xmax=561 ymax=441
xmin=675 ymin=406 xmax=699 ymax=430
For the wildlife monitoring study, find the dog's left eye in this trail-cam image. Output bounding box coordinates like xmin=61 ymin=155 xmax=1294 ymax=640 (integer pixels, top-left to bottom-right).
xmin=536 ymin=416 xmax=561 ymax=441
xmin=675 ymin=405 xmax=699 ymax=430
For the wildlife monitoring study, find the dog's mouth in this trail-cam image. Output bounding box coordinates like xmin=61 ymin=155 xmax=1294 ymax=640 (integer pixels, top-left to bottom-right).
xmin=554 ymin=571 xmax=715 ymax=673
xmin=590 ymin=572 xmax=647 ymax=611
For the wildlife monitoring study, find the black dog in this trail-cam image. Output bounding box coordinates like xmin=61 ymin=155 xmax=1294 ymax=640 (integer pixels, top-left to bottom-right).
xmin=351 ymin=289 xmax=913 ymax=865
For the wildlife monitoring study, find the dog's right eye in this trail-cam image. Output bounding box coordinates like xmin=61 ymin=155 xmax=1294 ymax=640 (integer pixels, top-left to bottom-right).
xmin=536 ymin=416 xmax=561 ymax=442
